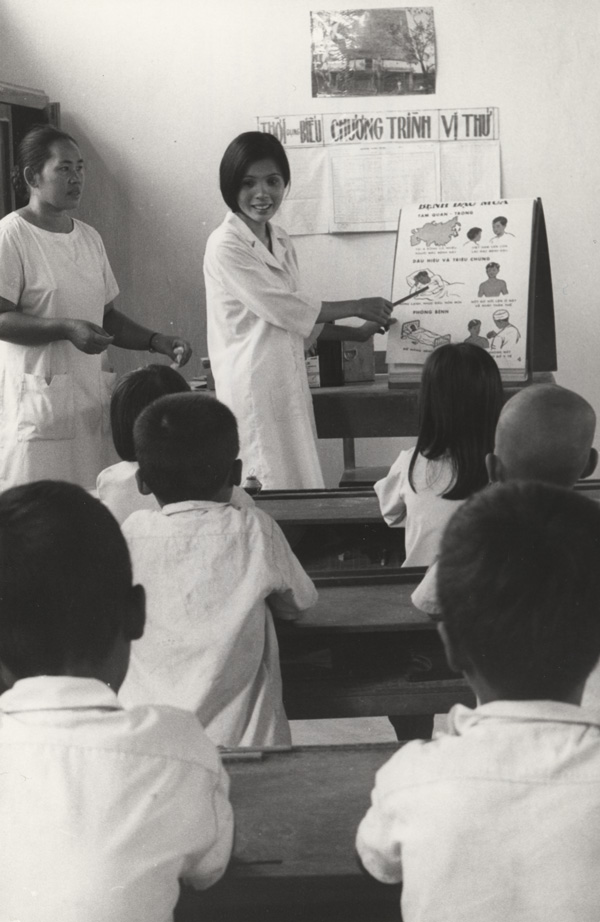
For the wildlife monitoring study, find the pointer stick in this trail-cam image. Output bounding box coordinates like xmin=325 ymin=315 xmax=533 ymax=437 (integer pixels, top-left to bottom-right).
xmin=392 ymin=286 xmax=429 ymax=307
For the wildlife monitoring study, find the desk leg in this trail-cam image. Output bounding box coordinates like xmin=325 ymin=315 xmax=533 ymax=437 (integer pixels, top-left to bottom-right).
xmin=342 ymin=437 xmax=356 ymax=473
xmin=388 ymin=714 xmax=434 ymax=740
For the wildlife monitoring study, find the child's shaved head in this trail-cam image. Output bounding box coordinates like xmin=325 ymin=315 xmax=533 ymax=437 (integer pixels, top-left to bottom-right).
xmin=489 ymin=384 xmax=597 ymax=487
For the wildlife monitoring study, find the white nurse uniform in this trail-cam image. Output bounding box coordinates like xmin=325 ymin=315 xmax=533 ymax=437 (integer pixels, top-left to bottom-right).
xmin=0 ymin=213 xmax=119 ymax=490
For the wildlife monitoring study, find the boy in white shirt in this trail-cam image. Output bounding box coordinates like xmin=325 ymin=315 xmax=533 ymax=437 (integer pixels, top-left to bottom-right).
xmin=357 ymin=481 xmax=600 ymax=922
xmin=118 ymin=392 xmax=318 ymax=747
xmin=0 ymin=480 xmax=233 ymax=922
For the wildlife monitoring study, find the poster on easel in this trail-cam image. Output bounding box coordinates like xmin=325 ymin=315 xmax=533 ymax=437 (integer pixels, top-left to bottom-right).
xmin=386 ymin=198 xmax=556 ymax=385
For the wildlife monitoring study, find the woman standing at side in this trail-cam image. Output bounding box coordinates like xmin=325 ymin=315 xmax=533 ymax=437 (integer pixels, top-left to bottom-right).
xmin=204 ymin=131 xmax=392 ymax=490
xmin=0 ymin=125 xmax=191 ymax=490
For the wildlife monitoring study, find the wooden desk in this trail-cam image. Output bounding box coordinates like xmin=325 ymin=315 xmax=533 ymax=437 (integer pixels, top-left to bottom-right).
xmin=311 ymin=372 xmax=556 ymax=485
xmin=175 ymin=743 xmax=402 ymax=922
xmin=295 ymin=570 xmax=433 ymax=632
xmin=256 ymin=486 xmax=406 ymax=569
xmin=255 ymin=488 xmax=381 ymax=525
xmin=254 ymin=490 xmax=474 ymax=720
xmin=280 ymin=570 xmax=475 ymax=720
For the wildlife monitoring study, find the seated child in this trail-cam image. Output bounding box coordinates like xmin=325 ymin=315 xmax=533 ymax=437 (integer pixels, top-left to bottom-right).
xmin=357 ymin=481 xmax=600 ymax=921
xmin=412 ymin=383 xmax=598 ymax=614
xmin=375 ymin=343 xmax=503 ymax=565
xmin=96 ymin=364 xmax=191 ymax=523
xmin=118 ymin=393 xmax=318 ymax=747
xmin=97 ymin=365 xmax=258 ymax=525
xmin=0 ymin=481 xmax=233 ymax=922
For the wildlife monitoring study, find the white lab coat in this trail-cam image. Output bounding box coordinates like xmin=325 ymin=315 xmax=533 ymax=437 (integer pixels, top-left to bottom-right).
xmin=204 ymin=212 xmax=325 ymax=489
xmin=0 ymin=213 xmax=119 ymax=490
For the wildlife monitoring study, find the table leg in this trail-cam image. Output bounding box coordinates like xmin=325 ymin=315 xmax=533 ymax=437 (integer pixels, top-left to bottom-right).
xmin=342 ymin=437 xmax=356 ymax=473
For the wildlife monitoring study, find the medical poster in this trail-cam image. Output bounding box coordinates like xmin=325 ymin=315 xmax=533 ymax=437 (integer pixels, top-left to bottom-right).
xmin=257 ymin=109 xmax=500 ymax=234
xmin=386 ymin=199 xmax=535 ymax=377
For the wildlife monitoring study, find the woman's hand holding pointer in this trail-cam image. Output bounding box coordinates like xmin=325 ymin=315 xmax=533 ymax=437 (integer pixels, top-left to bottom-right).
xmin=355 ymin=297 xmax=395 ymax=329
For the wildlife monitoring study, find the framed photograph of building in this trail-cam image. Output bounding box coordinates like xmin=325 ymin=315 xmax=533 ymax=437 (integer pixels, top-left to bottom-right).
xmin=311 ymin=8 xmax=436 ymax=98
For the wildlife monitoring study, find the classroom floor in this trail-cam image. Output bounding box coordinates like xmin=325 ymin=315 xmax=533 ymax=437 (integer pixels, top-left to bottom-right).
xmin=290 ymin=714 xmax=448 ymax=745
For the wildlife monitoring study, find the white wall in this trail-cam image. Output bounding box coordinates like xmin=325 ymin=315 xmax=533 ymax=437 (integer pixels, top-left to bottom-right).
xmin=0 ymin=0 xmax=598 ymax=485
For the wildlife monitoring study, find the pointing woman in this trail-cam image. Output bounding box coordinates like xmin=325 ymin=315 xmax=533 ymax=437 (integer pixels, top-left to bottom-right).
xmin=0 ymin=125 xmax=192 ymax=490
xmin=204 ymin=131 xmax=392 ymax=489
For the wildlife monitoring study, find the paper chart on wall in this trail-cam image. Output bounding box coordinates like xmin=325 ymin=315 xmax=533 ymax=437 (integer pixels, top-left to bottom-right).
xmin=386 ymin=198 xmax=535 ymax=378
xmin=440 ymin=142 xmax=501 ymax=202
xmin=257 ymin=109 xmax=501 ymax=234
xmin=277 ymin=147 xmax=330 ymax=235
xmin=328 ymin=144 xmax=439 ymax=232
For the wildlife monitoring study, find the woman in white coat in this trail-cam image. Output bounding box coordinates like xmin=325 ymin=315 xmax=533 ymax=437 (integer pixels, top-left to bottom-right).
xmin=0 ymin=125 xmax=192 ymax=491
xmin=204 ymin=132 xmax=392 ymax=490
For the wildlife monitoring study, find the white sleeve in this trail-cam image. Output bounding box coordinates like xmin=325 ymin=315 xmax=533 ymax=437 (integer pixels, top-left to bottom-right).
xmin=206 ymin=238 xmax=320 ymax=338
xmin=304 ymin=322 xmax=324 ymax=353
xmin=98 ymin=235 xmax=120 ymax=304
xmin=267 ymin=517 xmax=318 ymax=619
xmin=356 ymin=784 xmax=404 ymax=885
xmin=0 ymin=226 xmax=24 ymax=305
xmin=180 ymin=759 xmax=235 ymax=890
xmin=411 ymin=561 xmax=442 ymax=616
xmin=374 ymin=454 xmax=408 ymax=528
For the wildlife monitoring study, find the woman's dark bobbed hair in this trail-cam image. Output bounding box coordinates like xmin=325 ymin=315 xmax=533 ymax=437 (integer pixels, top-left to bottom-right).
xmin=219 ymin=131 xmax=290 ymax=212
xmin=11 ymin=124 xmax=78 ymax=199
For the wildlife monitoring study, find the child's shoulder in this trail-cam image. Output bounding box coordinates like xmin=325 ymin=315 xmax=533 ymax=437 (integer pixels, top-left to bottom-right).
xmin=381 ymin=447 xmax=416 ymax=478
xmin=118 ymin=702 xmax=223 ymax=772
xmin=373 ymin=730 xmax=468 ymax=793
xmin=231 ymin=502 xmax=277 ymax=537
xmin=97 ymin=459 xmax=136 ymax=486
xmin=121 ymin=507 xmax=164 ymax=535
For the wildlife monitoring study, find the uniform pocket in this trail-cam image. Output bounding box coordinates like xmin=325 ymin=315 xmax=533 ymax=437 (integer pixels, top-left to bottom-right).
xmin=17 ymin=373 xmax=76 ymax=441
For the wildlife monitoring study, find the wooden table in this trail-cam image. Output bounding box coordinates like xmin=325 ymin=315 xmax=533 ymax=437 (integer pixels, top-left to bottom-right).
xmin=175 ymin=743 xmax=402 ymax=922
xmin=311 ymin=376 xmax=418 ymax=484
